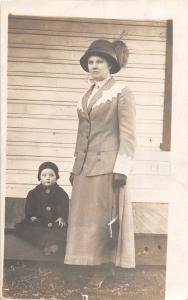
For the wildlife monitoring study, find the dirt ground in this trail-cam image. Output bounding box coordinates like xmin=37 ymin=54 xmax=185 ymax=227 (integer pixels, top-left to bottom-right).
xmin=3 ymin=261 xmax=166 ymax=300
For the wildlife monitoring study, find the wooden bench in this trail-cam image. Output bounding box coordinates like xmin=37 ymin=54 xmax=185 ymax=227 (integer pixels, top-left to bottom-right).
xmin=4 ymin=197 xmax=168 ymax=266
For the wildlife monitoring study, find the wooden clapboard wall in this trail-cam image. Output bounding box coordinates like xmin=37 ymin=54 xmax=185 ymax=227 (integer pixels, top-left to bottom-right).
xmin=7 ymin=16 xmax=170 ymax=201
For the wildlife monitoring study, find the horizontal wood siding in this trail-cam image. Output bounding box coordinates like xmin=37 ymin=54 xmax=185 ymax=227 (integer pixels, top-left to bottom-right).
xmin=7 ymin=16 xmax=170 ymax=201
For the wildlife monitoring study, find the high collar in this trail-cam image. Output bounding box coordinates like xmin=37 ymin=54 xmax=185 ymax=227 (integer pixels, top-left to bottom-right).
xmin=81 ymin=77 xmax=115 ymax=117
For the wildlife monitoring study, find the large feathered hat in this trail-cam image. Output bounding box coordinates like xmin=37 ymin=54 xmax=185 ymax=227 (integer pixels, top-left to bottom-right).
xmin=80 ymin=39 xmax=129 ymax=74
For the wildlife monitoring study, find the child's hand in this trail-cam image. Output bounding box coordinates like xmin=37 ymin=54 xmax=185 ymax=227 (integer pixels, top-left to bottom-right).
xmin=30 ymin=216 xmax=38 ymax=222
xmin=55 ymin=217 xmax=66 ymax=228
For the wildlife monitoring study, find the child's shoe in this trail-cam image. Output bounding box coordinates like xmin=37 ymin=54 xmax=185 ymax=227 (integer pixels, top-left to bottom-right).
xmin=44 ymin=244 xmax=59 ymax=256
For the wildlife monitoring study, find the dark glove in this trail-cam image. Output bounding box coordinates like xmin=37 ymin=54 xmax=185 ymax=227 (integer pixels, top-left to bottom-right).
xmin=69 ymin=172 xmax=74 ymax=186
xmin=113 ymin=173 xmax=127 ymax=189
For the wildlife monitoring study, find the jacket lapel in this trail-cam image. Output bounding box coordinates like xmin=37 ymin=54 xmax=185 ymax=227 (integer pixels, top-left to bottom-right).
xmin=87 ymin=77 xmax=115 ymax=114
xmin=81 ymin=85 xmax=95 ymax=119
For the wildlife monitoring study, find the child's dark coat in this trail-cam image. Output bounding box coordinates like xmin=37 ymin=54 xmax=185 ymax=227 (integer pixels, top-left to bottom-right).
xmin=15 ymin=183 xmax=69 ymax=254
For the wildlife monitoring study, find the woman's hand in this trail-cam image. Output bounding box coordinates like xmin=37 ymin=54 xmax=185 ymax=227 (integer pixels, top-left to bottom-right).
xmin=69 ymin=172 xmax=74 ymax=186
xmin=113 ymin=173 xmax=127 ymax=189
xmin=55 ymin=217 xmax=66 ymax=228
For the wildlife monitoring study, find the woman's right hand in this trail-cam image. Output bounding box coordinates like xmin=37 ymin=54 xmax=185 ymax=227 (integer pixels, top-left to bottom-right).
xmin=69 ymin=172 xmax=74 ymax=186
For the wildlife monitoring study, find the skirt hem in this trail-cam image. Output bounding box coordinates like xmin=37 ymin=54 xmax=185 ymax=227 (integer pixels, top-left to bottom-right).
xmin=64 ymin=255 xmax=115 ymax=266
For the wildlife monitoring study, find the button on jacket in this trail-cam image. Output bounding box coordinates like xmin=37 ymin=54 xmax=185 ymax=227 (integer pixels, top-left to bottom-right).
xmin=72 ymin=77 xmax=136 ymax=176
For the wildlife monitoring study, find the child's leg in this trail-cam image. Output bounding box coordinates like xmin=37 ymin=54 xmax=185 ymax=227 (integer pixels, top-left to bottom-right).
xmin=15 ymin=222 xmax=48 ymax=249
xmin=44 ymin=227 xmax=67 ymax=255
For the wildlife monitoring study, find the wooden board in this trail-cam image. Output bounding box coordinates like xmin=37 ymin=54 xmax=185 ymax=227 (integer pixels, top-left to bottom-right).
xmin=4 ymin=232 xmax=167 ymax=266
xmin=4 ymin=194 xmax=168 ymax=265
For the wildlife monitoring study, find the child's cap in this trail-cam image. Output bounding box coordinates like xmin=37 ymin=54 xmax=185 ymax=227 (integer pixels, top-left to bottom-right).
xmin=38 ymin=161 xmax=59 ymax=180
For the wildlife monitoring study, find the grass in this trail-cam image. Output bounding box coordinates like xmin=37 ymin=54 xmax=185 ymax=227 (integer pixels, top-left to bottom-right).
xmin=3 ymin=261 xmax=166 ymax=300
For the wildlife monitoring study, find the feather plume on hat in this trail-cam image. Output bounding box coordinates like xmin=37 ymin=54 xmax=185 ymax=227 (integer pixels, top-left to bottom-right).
xmin=112 ymin=40 xmax=129 ymax=69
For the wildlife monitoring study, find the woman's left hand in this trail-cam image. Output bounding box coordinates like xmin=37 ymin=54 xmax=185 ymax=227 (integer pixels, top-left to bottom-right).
xmin=113 ymin=173 xmax=127 ymax=189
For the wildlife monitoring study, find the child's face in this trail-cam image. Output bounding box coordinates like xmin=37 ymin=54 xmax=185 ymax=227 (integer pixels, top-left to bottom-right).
xmin=40 ymin=168 xmax=57 ymax=187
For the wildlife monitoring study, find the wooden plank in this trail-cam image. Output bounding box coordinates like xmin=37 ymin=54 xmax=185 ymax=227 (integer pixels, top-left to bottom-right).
xmin=8 ymin=70 xmax=164 ymax=84
xmin=6 ymin=170 xmax=171 ymax=190
xmin=9 ymin=42 xmax=165 ymax=61
xmin=7 ymin=129 xmax=163 ymax=148
xmin=4 ymin=232 xmax=167 ymax=265
xmin=133 ymin=203 xmax=168 ymax=234
xmin=6 ymin=144 xmax=75 ymax=158
xmin=8 ymin=57 xmax=165 ymax=71
xmin=6 ymin=145 xmax=74 ymax=159
xmin=6 ymin=184 xmax=170 ymax=202
xmin=9 ymin=15 xmax=167 ymax=28
xmin=132 ymin=161 xmax=171 ymax=175
xmin=8 ymin=48 xmax=166 ymax=66
xmin=9 ymin=37 xmax=166 ymax=55
xmin=7 ymin=117 xmax=163 ymax=135
xmin=7 ymin=116 xmax=78 ymax=131
xmin=8 ymin=89 xmax=84 ymax=102
xmin=6 ymin=148 xmax=170 ymax=162
xmin=4 ymin=198 xmax=168 ymax=265
xmin=135 ymin=234 xmax=167 ymax=266
xmin=7 ymin=130 xmax=77 ymax=144
xmin=8 ymin=33 xmax=166 ymax=46
xmin=6 ymin=156 xmax=171 ymax=176
xmin=8 ymin=61 xmax=166 ymax=79
xmin=6 ymin=140 xmax=160 ymax=151
xmin=7 ymin=158 xmax=74 ymax=173
xmin=136 ymin=135 xmax=162 ymax=148
xmin=8 ymin=78 xmax=165 ymax=94
xmin=160 ymin=20 xmax=173 ymax=151
xmin=8 ymin=103 xmax=78 ymax=117
xmin=130 ymin=188 xmax=170 ymax=203
xmin=7 ymin=103 xmax=164 ymax=121
xmin=8 ymin=18 xmax=166 ymax=38
xmin=6 ymin=184 xmax=72 ymax=199
xmin=4 ymin=232 xmax=66 ymax=262
xmin=8 ymin=89 xmax=165 ymax=106
xmin=134 ymin=149 xmax=170 ymax=161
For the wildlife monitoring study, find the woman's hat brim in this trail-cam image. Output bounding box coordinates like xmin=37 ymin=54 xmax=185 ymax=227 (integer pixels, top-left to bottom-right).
xmin=80 ymin=50 xmax=120 ymax=74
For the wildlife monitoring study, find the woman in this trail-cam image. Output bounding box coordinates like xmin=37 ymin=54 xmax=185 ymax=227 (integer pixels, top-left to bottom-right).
xmin=65 ymin=39 xmax=136 ymax=287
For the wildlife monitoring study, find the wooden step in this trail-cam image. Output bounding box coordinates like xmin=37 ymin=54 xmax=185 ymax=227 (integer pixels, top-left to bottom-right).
xmin=4 ymin=232 xmax=167 ymax=266
xmin=4 ymin=198 xmax=168 ymax=266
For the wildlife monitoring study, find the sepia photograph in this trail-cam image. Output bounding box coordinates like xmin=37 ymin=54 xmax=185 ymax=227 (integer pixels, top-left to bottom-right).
xmin=0 ymin=1 xmax=188 ymax=300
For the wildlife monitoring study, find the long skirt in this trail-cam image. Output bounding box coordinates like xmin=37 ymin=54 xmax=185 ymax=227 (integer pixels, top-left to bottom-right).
xmin=65 ymin=171 xmax=134 ymax=266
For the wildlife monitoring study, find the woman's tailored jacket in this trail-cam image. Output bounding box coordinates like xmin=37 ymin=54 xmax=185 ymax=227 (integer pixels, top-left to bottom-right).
xmin=72 ymin=77 xmax=136 ymax=176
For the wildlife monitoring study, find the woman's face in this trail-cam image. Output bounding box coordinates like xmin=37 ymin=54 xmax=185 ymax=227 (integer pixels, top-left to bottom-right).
xmin=88 ymin=56 xmax=111 ymax=81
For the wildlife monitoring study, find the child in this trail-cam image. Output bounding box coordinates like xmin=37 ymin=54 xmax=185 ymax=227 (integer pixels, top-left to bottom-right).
xmin=15 ymin=161 xmax=69 ymax=257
